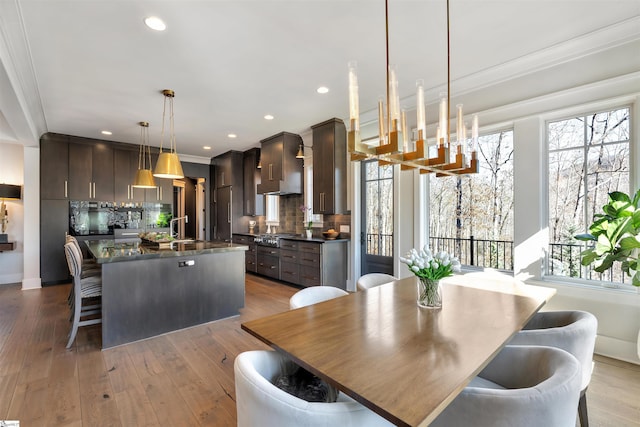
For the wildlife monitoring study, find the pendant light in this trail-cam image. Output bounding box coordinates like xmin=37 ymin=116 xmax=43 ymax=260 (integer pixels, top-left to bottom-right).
xmin=132 ymin=121 xmax=157 ymax=188
xmin=154 ymin=89 xmax=185 ymax=179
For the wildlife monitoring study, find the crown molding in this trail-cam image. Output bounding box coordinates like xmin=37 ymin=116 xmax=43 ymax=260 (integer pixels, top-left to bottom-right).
xmin=0 ymin=0 xmax=46 ymax=145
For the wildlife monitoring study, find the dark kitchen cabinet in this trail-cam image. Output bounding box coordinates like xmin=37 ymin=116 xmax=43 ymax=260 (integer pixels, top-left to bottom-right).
xmin=257 ymin=246 xmax=280 ymax=279
xmin=213 ymin=151 xmax=244 ymax=240
xmin=232 ymin=234 xmax=257 ymax=272
xmin=311 ymin=118 xmax=347 ymax=214
xmin=114 ymin=149 xmax=145 ymax=202
xmin=278 ymin=238 xmax=348 ymax=290
xmin=215 ymin=150 xmax=243 ymax=189
xmin=40 ymin=199 xmax=70 ymax=284
xmin=216 ymin=185 xmax=232 ymax=241
xmin=243 ymin=148 xmax=263 ymax=216
xmin=145 ymin=152 xmax=172 ymax=203
xmin=68 ymin=138 xmax=114 ymax=201
xmin=40 ymin=134 xmax=69 ymax=200
xmin=256 ymin=132 xmax=303 ymax=195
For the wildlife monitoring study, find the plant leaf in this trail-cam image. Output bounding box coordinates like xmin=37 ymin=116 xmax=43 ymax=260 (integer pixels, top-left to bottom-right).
xmin=619 ymin=236 xmax=640 ymax=250
xmin=574 ymin=233 xmax=595 ymax=242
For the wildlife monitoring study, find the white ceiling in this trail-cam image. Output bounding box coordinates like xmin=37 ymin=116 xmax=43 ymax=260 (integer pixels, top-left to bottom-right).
xmin=1 ymin=0 xmax=639 ymax=159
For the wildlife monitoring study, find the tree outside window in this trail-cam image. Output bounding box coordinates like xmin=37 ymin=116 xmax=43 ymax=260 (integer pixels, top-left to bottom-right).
xmin=547 ymin=107 xmax=630 ymax=284
xmin=429 ymin=130 xmax=514 ymax=270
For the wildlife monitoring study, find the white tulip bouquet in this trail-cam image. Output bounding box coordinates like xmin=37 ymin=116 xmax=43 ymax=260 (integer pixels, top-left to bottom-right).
xmin=400 ymin=246 xmax=461 ymax=280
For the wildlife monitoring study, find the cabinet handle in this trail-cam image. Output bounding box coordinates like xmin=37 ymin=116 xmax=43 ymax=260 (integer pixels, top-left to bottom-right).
xmin=127 ymin=185 xmax=131 ymax=200
xmin=89 ymin=182 xmax=92 ymax=198
xmin=320 ymin=192 xmax=325 ymax=212
xmin=93 ymin=182 xmax=96 ymax=199
xmin=247 ymin=199 xmax=250 ymax=213
xmin=64 ymin=180 xmax=68 ymax=198
xmin=302 ymin=257 xmax=315 ymax=262
xmin=221 ymin=171 xmax=225 ymax=186
xmin=160 ymin=186 xmax=163 ymax=200
xmin=269 ymin=164 xmax=273 ymax=181
xmin=227 ymin=203 xmax=231 ymax=223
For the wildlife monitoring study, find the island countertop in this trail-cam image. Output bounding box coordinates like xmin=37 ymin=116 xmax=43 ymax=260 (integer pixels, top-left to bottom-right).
xmin=86 ymin=239 xmax=248 ymax=263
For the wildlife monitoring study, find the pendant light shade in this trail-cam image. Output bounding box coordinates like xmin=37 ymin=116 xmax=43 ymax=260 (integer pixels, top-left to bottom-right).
xmin=154 ymin=89 xmax=185 ymax=179
xmin=132 ymin=121 xmax=157 ymax=188
xmin=133 ymin=169 xmax=156 ymax=188
xmin=155 ymin=152 xmax=184 ymax=179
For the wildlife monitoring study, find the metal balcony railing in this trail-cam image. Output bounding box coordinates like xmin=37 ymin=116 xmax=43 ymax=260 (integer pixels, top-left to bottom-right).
xmin=429 ymin=236 xmax=514 ymax=271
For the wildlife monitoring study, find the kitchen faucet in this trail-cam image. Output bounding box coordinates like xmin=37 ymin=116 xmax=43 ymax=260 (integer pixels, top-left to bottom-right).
xmin=170 ymin=215 xmax=188 ymax=238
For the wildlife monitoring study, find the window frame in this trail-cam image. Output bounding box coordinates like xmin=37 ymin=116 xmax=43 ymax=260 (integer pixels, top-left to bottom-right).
xmin=544 ymin=103 xmax=634 ymax=290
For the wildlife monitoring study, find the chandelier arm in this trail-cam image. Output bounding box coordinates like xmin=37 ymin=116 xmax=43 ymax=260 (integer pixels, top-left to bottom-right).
xmin=447 ymin=0 xmax=451 ymax=146
xmin=385 ymin=0 xmax=390 ymax=141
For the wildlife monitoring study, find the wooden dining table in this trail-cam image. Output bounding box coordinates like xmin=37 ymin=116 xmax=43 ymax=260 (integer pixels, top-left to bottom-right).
xmin=241 ymin=276 xmax=556 ymax=427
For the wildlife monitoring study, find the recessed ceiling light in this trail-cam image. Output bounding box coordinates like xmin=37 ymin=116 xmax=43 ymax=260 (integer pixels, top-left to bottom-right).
xmin=264 ymin=114 xmax=274 ymax=120
xmin=101 ymin=130 xmax=112 ymax=135
xmin=144 ymin=16 xmax=166 ymax=31
xmin=203 ymin=146 xmax=211 ymax=150
xmin=228 ymin=133 xmax=237 ymax=138
xmin=317 ymin=86 xmax=329 ymax=94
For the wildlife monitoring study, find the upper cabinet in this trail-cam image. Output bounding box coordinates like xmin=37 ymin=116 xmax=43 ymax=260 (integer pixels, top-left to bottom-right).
xmin=212 ymin=151 xmax=245 ymax=240
xmin=114 ymin=148 xmax=145 ymax=202
xmin=243 ymin=148 xmax=264 ymax=216
xmin=311 ymin=118 xmax=347 ymax=214
xmin=67 ymin=137 xmax=114 ymax=201
xmin=257 ymin=132 xmax=303 ymax=195
xmin=214 ymin=150 xmax=243 ymax=189
xmin=40 ymin=133 xmax=69 ymax=199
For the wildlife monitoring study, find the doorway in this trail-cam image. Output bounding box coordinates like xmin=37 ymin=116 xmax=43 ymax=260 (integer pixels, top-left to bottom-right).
xmin=172 ymin=177 xmax=200 ymax=239
xmin=360 ymin=160 xmax=394 ymax=275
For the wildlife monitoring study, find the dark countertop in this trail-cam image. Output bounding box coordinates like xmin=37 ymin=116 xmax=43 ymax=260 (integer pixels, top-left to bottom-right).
xmin=86 ymin=239 xmax=248 ymax=263
xmin=280 ymin=235 xmax=350 ymax=243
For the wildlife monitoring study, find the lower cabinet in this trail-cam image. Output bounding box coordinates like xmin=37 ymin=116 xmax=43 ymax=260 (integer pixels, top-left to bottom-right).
xmin=257 ymin=246 xmax=280 ymax=279
xmin=279 ymin=239 xmax=348 ymax=290
xmin=233 ymin=234 xmax=257 ymax=273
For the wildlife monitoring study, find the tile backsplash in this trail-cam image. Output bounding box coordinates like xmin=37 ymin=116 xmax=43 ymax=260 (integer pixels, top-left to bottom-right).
xmin=247 ymin=194 xmax=350 ymax=238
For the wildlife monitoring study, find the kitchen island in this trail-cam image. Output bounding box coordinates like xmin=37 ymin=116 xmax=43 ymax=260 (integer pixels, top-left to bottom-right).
xmin=86 ymin=240 xmax=247 ymax=349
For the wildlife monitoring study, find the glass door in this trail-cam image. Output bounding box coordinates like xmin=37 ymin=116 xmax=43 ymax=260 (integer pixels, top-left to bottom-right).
xmin=361 ymin=160 xmax=394 ymax=275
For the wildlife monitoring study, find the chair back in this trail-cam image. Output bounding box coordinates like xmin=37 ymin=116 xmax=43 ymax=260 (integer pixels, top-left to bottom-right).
xmin=234 ymin=350 xmax=394 ymax=427
xmin=431 ymin=345 xmax=582 ymax=427
xmin=289 ymin=286 xmax=348 ymax=310
xmin=356 ymin=273 xmax=397 ymax=291
xmin=64 ymin=242 xmax=82 ymax=278
xmin=509 ymin=310 xmax=597 ymax=391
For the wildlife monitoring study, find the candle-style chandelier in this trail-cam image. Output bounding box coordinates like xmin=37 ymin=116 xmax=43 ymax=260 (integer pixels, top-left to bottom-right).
xmin=347 ymin=0 xmax=479 ymax=177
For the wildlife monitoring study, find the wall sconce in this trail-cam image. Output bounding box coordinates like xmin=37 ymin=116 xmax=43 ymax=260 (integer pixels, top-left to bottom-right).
xmin=0 ymin=184 xmax=22 ymax=243
xmin=296 ymin=144 xmax=313 ymax=159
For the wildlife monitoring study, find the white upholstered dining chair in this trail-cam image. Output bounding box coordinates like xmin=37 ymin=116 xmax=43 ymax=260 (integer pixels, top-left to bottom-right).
xmin=508 ymin=310 xmax=597 ymax=427
xmin=356 ymin=273 xmax=397 ymax=291
xmin=234 ymin=350 xmax=394 ymax=427
xmin=430 ymin=345 xmax=582 ymax=427
xmin=289 ymin=286 xmax=348 ymax=309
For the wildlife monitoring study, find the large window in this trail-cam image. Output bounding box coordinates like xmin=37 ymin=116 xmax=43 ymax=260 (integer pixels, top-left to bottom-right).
xmin=547 ymin=106 xmax=630 ymax=285
xmin=429 ymin=130 xmax=514 ymax=270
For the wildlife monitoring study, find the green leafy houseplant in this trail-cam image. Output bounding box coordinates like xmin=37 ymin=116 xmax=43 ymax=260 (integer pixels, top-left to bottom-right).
xmin=574 ymin=189 xmax=640 ymax=287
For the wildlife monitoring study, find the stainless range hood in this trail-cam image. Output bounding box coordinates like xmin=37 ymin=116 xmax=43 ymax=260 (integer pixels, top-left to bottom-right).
xmin=256 ymin=132 xmax=303 ymax=195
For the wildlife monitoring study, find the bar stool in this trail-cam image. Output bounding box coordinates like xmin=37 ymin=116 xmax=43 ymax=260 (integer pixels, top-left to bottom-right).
xmin=64 ymin=242 xmax=102 ymax=348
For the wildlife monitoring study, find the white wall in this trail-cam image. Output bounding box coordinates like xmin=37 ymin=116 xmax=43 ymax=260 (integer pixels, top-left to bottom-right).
xmin=0 ymin=142 xmax=24 ymax=284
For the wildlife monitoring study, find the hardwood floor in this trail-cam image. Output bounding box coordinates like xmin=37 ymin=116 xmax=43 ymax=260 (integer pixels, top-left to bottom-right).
xmin=0 ymin=275 xmax=638 ymax=426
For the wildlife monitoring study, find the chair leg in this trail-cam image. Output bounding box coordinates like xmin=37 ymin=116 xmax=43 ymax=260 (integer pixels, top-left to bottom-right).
xmin=66 ymin=294 xmax=82 ymax=349
xmin=578 ymin=388 xmax=589 ymax=427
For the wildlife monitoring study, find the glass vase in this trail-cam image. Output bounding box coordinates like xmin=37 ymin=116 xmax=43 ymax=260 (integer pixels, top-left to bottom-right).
xmin=417 ymin=277 xmax=442 ymax=309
